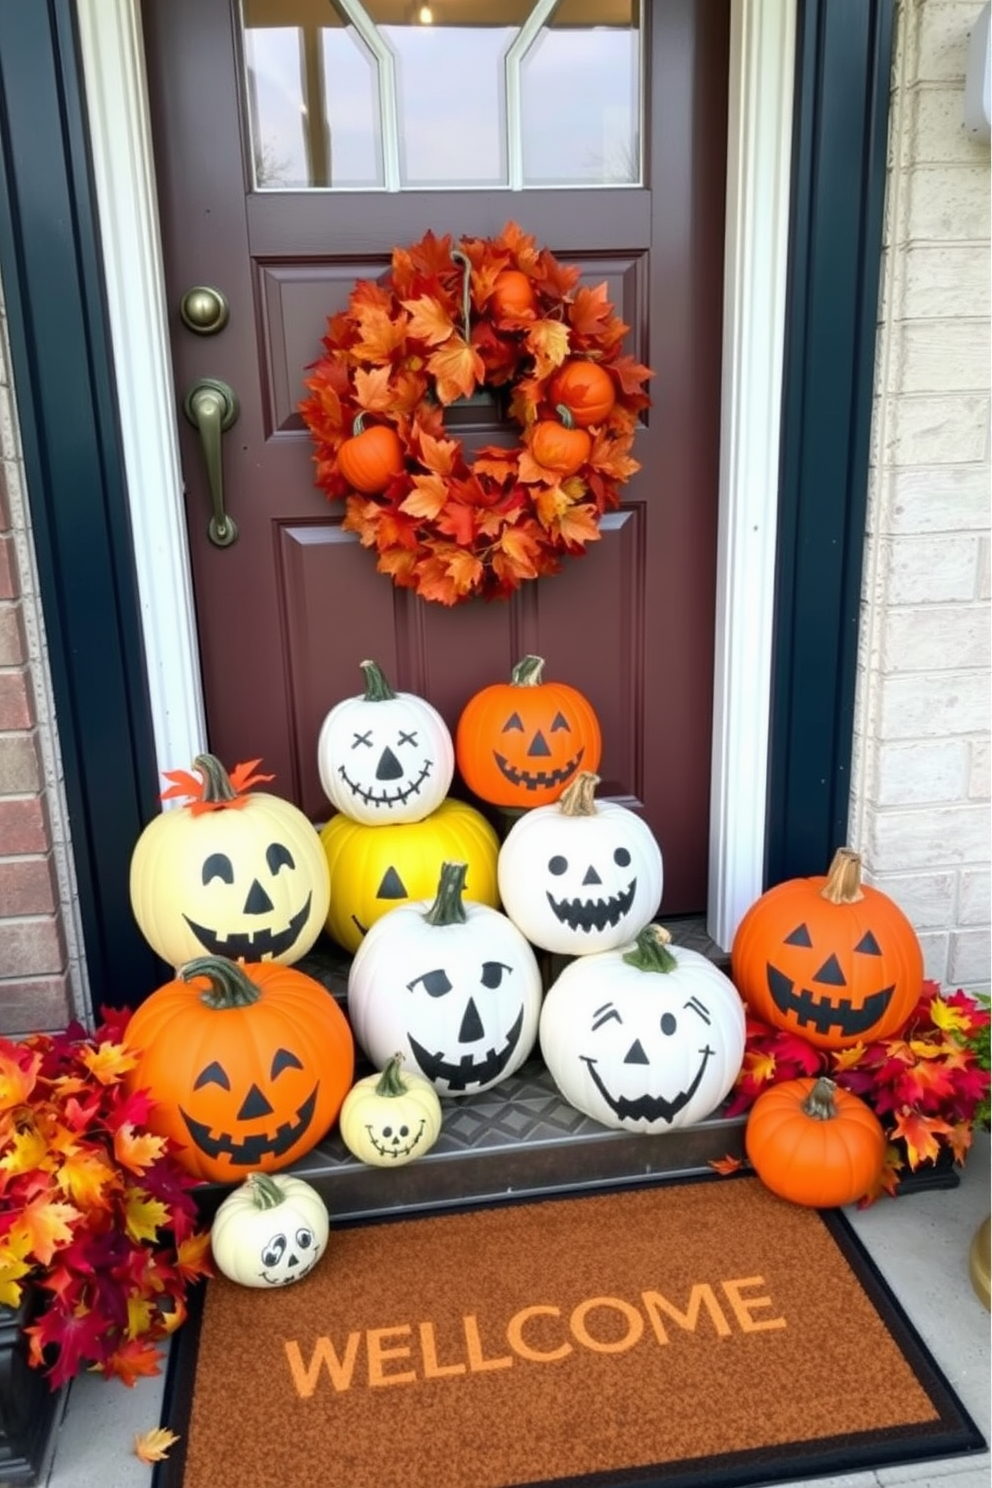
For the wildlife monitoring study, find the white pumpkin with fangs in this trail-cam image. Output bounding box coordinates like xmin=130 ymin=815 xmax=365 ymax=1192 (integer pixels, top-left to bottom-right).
xmin=497 ymin=771 xmax=663 ymax=955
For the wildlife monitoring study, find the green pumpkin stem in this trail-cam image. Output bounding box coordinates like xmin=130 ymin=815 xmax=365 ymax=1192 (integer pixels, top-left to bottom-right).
xmin=820 ymin=847 xmax=865 ymax=904
xmin=558 ymin=772 xmax=601 ymax=817
xmin=193 ymin=753 xmax=239 ymax=804
xmin=247 ymin=1172 xmax=288 ymax=1210
xmin=180 ymin=955 xmax=262 ymax=1009
xmin=424 ymin=861 xmax=469 ymax=927
xmin=622 ymin=924 xmax=679 ymax=975
xmin=359 ymin=659 xmax=398 ymax=701
xmin=509 ymin=655 xmax=546 ymax=687
xmin=554 ymin=403 xmax=577 ymax=430
xmin=801 ymin=1077 xmax=840 ymax=1121
xmin=376 ymin=1053 xmax=411 ymax=1098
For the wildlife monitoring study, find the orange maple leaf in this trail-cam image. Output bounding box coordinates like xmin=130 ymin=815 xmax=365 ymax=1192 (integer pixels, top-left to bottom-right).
xmin=401 ymin=295 xmax=456 ymax=347
xmin=175 ymin=1228 xmax=214 ymax=1284
xmin=496 ymin=523 xmax=542 ymax=579
xmin=889 ymin=1108 xmax=954 ymax=1169
xmin=79 ymin=1040 xmax=138 ymax=1086
xmin=103 ymin=1339 xmax=164 ymax=1389
xmin=553 ymin=502 xmax=603 ymax=549
xmin=352 ymin=365 xmax=397 ymax=414
xmin=400 ymin=474 xmax=449 ymax=522
xmin=830 ymin=1043 xmax=869 ymax=1071
xmin=590 ymin=432 xmax=641 ymax=482
xmin=113 ymin=1122 xmax=167 ymax=1175
xmin=526 ymin=320 xmax=571 ymax=378
xmin=568 ymin=282 xmax=614 ymax=337
xmin=472 ymin=448 xmax=521 ymax=484
xmin=415 ymin=429 xmax=461 ymax=477
xmin=351 ymin=304 xmax=409 ymax=363
xmin=58 ymin=1148 xmax=119 ymax=1211
xmin=376 ymin=546 xmax=420 ymax=586
xmin=708 ymin=1154 xmax=744 ymax=1176
xmin=18 ymin=1191 xmax=81 ymax=1267
xmin=426 ymin=338 xmax=485 ymax=404
xmin=609 ymin=352 xmax=656 ymax=396
xmin=0 ymin=1043 xmax=42 ymax=1111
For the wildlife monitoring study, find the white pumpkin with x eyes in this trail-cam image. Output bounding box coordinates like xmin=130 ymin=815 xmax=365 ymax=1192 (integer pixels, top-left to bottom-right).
xmin=317 ymin=659 xmax=454 ymax=824
xmin=209 ymin=1171 xmax=330 ymax=1288
xmin=347 ymin=861 xmax=542 ymax=1096
xmin=498 ymin=772 xmax=663 ymax=955
xmin=539 ymin=925 xmax=746 ymax=1133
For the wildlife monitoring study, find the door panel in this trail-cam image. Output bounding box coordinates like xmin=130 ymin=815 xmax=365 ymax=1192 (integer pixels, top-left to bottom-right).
xmin=140 ymin=0 xmax=728 ymax=911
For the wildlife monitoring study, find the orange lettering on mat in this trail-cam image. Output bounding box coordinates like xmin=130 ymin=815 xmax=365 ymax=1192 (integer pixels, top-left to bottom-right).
xmin=721 ymin=1277 xmax=787 ymax=1333
xmin=506 ymin=1306 xmax=572 ymax=1363
xmin=419 ymin=1322 xmax=467 ymax=1379
xmin=367 ymin=1325 xmax=418 ymax=1386
xmin=570 ymin=1296 xmax=644 ymax=1354
xmin=463 ymin=1314 xmax=513 ymax=1372
xmin=641 ymin=1286 xmax=733 ymax=1343
xmin=284 ymin=1333 xmax=362 ymax=1397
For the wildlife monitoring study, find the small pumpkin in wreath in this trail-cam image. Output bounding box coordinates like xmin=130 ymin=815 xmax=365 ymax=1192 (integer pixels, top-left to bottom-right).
xmin=210 ymin=1171 xmax=330 ymax=1288
xmin=745 ymin=1076 xmax=887 ymax=1207
xmin=339 ymin=1053 xmax=443 ymax=1167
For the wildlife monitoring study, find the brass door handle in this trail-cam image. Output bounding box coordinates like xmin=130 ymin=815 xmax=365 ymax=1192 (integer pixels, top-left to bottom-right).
xmin=183 ymin=378 xmax=240 ymax=548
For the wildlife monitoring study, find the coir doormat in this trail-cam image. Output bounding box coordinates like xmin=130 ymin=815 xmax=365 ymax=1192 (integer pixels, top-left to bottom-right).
xmin=156 ymin=1175 xmax=984 ymax=1488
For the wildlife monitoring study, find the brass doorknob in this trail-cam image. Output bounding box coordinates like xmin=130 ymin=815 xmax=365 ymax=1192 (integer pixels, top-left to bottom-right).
xmin=182 ymin=378 xmax=239 ymax=548
xmin=180 ymin=286 xmax=230 ymax=335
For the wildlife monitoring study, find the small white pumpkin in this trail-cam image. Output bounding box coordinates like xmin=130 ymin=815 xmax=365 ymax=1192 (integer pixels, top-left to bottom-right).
xmin=210 ymin=1171 xmax=329 ymax=1288
xmin=539 ymin=924 xmax=746 ymax=1133
xmin=498 ymin=771 xmax=663 ymax=955
xmin=348 ymin=861 xmax=542 ymax=1096
xmin=339 ymin=1053 xmax=443 ymax=1167
xmin=317 ymin=659 xmax=454 ymax=824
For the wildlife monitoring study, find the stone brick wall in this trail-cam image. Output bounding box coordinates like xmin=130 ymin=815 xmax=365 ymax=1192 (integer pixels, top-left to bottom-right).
xmin=0 ymin=288 xmax=86 ymax=1032
xmin=851 ymin=0 xmax=991 ymax=995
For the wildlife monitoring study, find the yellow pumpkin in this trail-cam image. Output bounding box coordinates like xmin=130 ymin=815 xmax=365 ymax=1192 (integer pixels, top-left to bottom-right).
xmin=339 ymin=1054 xmax=443 ymax=1167
xmin=319 ymin=797 xmax=499 ymax=953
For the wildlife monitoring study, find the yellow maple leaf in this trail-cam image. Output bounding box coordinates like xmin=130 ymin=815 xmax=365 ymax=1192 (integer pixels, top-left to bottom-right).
xmin=400 ymin=474 xmax=448 ymax=522
xmin=525 ymin=319 xmax=570 ymax=378
xmin=533 ymin=483 xmax=572 ymax=527
xmin=400 ymin=294 xmax=455 ymax=346
xmin=351 ymin=304 xmax=408 ymax=363
xmin=79 ymin=1040 xmax=138 ymax=1086
xmin=18 ymin=1191 xmax=81 ymax=1267
xmin=123 ymin=1187 xmax=170 ymax=1245
xmin=746 ymin=1050 xmax=777 ymax=1084
xmin=830 ymin=1042 xmax=868 ymax=1071
xmin=553 ymin=502 xmax=602 ymax=548
xmin=0 ymin=1226 xmax=35 ymax=1309
xmin=928 ymin=996 xmax=974 ymax=1038
xmin=134 ymin=1428 xmax=180 ymax=1465
xmin=114 ymin=1122 xmax=167 ymax=1175
xmin=0 ymin=1044 xmax=41 ymax=1111
xmin=352 ymin=365 xmax=396 ymax=415
xmin=0 ymin=1121 xmax=49 ymax=1176
xmin=127 ymin=1295 xmax=156 ymax=1341
xmin=426 ymin=337 xmax=485 ymax=404
xmin=443 ymin=547 xmax=484 ymax=595
xmin=59 ymin=1147 xmax=120 ymax=1210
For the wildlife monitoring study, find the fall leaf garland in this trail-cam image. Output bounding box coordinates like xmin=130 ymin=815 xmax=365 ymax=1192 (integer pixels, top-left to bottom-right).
xmin=299 ymin=221 xmax=653 ymax=606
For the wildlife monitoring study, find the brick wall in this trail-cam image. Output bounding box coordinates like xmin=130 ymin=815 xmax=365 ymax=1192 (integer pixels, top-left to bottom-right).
xmin=0 ymin=287 xmax=86 ymax=1031
xmin=851 ymin=0 xmax=991 ymax=995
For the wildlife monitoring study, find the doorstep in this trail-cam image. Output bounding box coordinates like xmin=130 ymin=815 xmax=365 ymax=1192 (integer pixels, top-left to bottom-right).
xmin=191 ymin=917 xmax=745 ymax=1226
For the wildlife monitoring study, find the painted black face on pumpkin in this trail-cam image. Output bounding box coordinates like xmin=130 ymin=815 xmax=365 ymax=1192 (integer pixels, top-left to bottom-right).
xmin=257 ymin=1227 xmax=324 ymax=1287
xmin=405 ymin=961 xmax=527 ymax=1094
xmin=545 ymin=849 xmax=638 ymax=935
xmin=338 ymin=727 xmax=437 ymax=813
xmin=179 ymin=1047 xmax=320 ymax=1167
xmin=183 ymin=842 xmax=313 ymax=960
xmin=494 ymin=710 xmax=585 ymax=793
xmin=579 ymin=997 xmax=715 ymax=1125
xmin=362 ymin=1118 xmax=427 ymax=1161
xmin=766 ymin=924 xmax=895 ymax=1039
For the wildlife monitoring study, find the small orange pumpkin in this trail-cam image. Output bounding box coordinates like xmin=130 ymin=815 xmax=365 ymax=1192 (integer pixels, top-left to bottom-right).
xmin=489 ymin=268 xmax=537 ymax=320
xmin=529 ymin=406 xmax=592 ymax=476
xmin=745 ymin=1076 xmax=886 ymax=1207
xmin=549 ymin=360 xmax=616 ymax=427
xmin=337 ymin=415 xmax=405 ymax=493
xmin=455 ymin=654 xmax=602 ymax=808
xmin=730 ymin=847 xmax=923 ymax=1049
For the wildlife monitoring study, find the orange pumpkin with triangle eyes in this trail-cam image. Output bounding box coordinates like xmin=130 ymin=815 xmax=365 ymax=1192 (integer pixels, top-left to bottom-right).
xmin=455 ymin=655 xmax=602 ymax=809
xmin=730 ymin=848 xmax=923 ymax=1050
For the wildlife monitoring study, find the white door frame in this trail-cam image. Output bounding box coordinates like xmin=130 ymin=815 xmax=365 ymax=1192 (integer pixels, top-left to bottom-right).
xmin=76 ymin=0 xmax=795 ymax=952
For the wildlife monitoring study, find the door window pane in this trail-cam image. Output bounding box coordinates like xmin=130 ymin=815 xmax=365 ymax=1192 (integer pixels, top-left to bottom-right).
xmin=241 ymin=0 xmax=640 ymax=190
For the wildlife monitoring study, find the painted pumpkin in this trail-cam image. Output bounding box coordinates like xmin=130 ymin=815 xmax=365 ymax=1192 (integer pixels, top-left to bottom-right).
xmin=498 ymin=771 xmax=663 ymax=954
xmin=317 ymin=659 xmax=454 ymax=824
xmin=539 ymin=924 xmax=746 ymax=1133
xmin=529 ymin=408 xmax=592 ymax=475
xmin=129 ymin=754 xmax=330 ymax=968
xmin=348 ymin=861 xmax=542 ymax=1096
xmin=319 ymin=796 xmax=499 ymax=953
xmin=210 ymin=1171 xmax=330 ymax=1288
xmin=730 ymin=847 xmax=924 ymax=1049
xmin=336 ymin=415 xmax=404 ymax=494
xmin=454 ymin=654 xmax=602 ymax=808
xmin=124 ymin=955 xmax=355 ymax=1183
xmin=548 ymin=360 xmax=616 ymax=427
xmin=745 ymin=1076 xmax=886 ymax=1208
xmin=339 ymin=1053 xmax=443 ymax=1167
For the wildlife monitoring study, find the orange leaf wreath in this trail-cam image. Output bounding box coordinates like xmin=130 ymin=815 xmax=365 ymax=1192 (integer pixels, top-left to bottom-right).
xmin=299 ymin=221 xmax=654 ymax=606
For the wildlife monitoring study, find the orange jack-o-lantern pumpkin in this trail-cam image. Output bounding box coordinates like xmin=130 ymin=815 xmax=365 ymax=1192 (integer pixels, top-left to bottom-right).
xmin=124 ymin=955 xmax=355 ymax=1184
xmin=730 ymin=847 xmax=924 ymax=1050
xmin=454 ymin=655 xmax=602 ymax=809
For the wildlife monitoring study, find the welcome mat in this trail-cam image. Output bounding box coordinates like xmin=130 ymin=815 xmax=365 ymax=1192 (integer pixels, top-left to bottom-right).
xmin=156 ymin=1175 xmax=984 ymax=1488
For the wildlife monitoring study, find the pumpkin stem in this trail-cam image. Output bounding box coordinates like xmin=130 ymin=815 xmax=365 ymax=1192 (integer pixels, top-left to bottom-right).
xmin=359 ymin=659 xmax=398 ymax=702
xmin=179 ymin=956 xmax=262 ymax=1009
xmin=820 ymin=848 xmax=866 ymax=905
xmin=375 ymin=1053 xmax=411 ymax=1098
xmin=558 ymin=772 xmax=601 ymax=817
xmin=801 ymin=1077 xmax=840 ymax=1121
xmin=509 ymin=655 xmax=546 ymax=687
xmin=450 ymin=248 xmax=473 ymax=343
xmin=622 ymin=923 xmax=680 ymax=975
xmin=192 ymin=753 xmax=239 ymax=804
xmin=554 ymin=402 xmax=577 ymax=430
xmin=247 ymin=1172 xmax=289 ymax=1210
xmin=423 ymin=861 xmax=469 ymax=927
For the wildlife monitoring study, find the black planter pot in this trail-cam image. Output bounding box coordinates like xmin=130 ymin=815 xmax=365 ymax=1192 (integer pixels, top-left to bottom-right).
xmin=0 ymin=1289 xmax=67 ymax=1486
xmin=891 ymin=1141 xmax=961 ymax=1195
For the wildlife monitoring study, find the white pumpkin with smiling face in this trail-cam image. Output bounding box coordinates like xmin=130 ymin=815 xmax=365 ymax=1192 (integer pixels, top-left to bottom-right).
xmin=539 ymin=925 xmax=746 ymax=1133
xmin=497 ymin=771 xmax=663 ymax=955
xmin=317 ymin=659 xmax=454 ymax=824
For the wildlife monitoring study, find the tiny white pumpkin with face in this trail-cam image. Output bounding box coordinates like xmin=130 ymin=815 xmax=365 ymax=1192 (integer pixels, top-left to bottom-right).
xmin=339 ymin=1053 xmax=443 ymax=1167
xmin=498 ymin=772 xmax=663 ymax=955
xmin=317 ymin=659 xmax=454 ymax=824
xmin=209 ymin=1171 xmax=330 ymax=1288
xmin=348 ymin=862 xmax=542 ymax=1096
xmin=539 ymin=925 xmax=746 ymax=1133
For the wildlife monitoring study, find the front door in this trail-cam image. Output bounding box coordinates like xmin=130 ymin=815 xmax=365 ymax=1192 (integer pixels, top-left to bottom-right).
xmin=140 ymin=0 xmax=728 ymax=912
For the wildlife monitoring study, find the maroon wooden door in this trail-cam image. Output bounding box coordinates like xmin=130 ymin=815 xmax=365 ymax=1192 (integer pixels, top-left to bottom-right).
xmin=140 ymin=0 xmax=728 ymax=912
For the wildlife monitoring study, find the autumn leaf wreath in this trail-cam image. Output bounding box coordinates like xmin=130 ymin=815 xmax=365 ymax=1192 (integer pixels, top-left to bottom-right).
xmin=299 ymin=221 xmax=654 ymax=606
